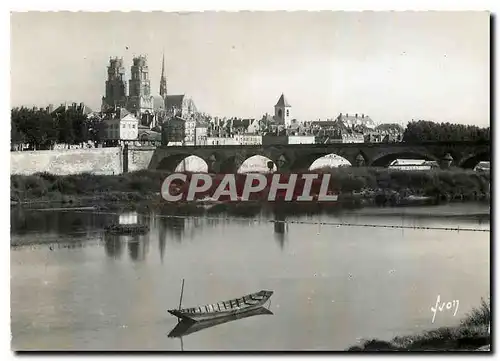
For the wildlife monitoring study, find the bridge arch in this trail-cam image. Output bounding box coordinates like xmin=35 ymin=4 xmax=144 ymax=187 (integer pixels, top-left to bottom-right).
xmin=157 ymin=154 xmax=208 ymax=172
xmin=238 ymin=154 xmax=277 ymax=173
xmin=309 ymin=153 xmax=352 ymax=170
xmin=370 ymin=151 xmax=438 ymax=168
xmin=292 ymin=151 xmax=359 ymax=171
xmin=459 ymin=151 xmax=490 ymax=169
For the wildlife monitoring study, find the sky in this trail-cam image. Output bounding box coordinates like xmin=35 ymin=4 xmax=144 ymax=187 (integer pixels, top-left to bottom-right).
xmin=10 ymin=11 xmax=490 ymax=126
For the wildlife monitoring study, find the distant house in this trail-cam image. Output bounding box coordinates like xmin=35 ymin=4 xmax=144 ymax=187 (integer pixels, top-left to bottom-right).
xmin=389 ymin=159 xmax=438 ymax=170
xmin=194 ymin=121 xmax=208 ymax=146
xmin=207 ymin=137 xmax=238 ymax=146
xmin=162 ymin=116 xmax=185 ymax=145
xmin=103 ymin=108 xmax=139 ymax=144
xmin=165 ymin=94 xmax=198 ymax=119
xmin=341 ymin=133 xmax=365 ymax=143
xmin=138 ymin=128 xmax=161 ymax=146
xmin=288 ymin=135 xmax=315 ymax=144
xmin=183 ymin=116 xmax=197 ymax=145
xmin=247 ymin=119 xmax=260 ymax=134
xmin=51 ymin=102 xmax=94 ymax=116
xmin=234 ymin=134 xmax=262 ymax=145
xmin=335 ymin=113 xmax=376 ymax=130
xmin=228 ymin=118 xmax=254 ymax=135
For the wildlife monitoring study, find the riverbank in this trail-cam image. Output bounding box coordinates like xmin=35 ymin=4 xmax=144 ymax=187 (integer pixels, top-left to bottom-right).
xmin=348 ymin=298 xmax=490 ymax=351
xmin=11 ymin=168 xmax=490 ymax=213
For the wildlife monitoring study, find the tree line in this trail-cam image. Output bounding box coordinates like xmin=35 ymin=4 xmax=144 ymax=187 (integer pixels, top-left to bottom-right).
xmin=11 ymin=107 xmax=105 ymax=150
xmin=11 ymin=107 xmax=490 ymax=150
xmin=402 ymin=120 xmax=490 ymax=143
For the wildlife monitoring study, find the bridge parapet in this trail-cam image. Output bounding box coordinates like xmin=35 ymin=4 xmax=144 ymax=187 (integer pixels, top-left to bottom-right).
xmin=148 ymin=141 xmax=490 ymax=172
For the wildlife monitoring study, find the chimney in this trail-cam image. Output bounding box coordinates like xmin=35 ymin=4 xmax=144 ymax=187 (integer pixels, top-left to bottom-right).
xmin=346 ymin=113 xmax=348 ymax=117
xmin=355 ymin=113 xmax=358 ymax=118
xmin=362 ymin=114 xmax=365 ymax=118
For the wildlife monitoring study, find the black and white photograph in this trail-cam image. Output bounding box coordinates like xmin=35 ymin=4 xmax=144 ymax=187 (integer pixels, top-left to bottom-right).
xmin=9 ymin=7 xmax=491 ymax=352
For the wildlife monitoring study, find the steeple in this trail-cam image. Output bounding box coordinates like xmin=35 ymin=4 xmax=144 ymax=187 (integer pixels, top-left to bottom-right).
xmin=160 ymin=52 xmax=167 ymax=99
xmin=274 ymin=93 xmax=292 ymax=127
xmin=275 ymin=93 xmax=291 ymax=107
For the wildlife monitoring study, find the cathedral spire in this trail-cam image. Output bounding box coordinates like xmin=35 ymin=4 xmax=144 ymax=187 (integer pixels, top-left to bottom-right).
xmin=160 ymin=52 xmax=167 ymax=99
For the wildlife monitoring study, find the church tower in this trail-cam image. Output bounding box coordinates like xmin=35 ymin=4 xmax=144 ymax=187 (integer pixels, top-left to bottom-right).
xmin=274 ymin=93 xmax=292 ymax=127
xmin=127 ymin=55 xmax=154 ymax=117
xmin=159 ymin=53 xmax=167 ymax=100
xmin=101 ymin=57 xmax=128 ymax=111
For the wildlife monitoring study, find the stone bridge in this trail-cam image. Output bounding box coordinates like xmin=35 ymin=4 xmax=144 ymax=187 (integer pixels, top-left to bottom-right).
xmin=147 ymin=141 xmax=490 ymax=173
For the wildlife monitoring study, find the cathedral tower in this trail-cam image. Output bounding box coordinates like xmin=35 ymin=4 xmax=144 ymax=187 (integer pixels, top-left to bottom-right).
xmin=127 ymin=55 xmax=154 ymax=117
xmin=101 ymin=57 xmax=128 ymax=111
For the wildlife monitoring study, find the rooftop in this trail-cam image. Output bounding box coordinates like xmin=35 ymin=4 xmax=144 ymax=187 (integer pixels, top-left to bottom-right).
xmin=275 ymin=94 xmax=291 ymax=107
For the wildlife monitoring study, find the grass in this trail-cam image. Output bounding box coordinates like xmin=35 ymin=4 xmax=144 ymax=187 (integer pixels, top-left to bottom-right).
xmin=348 ymin=298 xmax=490 ymax=351
xmin=10 ymin=167 xmax=490 ymax=209
xmin=10 ymin=169 xmax=172 ymax=204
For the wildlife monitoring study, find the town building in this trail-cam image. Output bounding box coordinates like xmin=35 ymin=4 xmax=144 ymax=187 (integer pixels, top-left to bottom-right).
xmin=341 ymin=133 xmax=365 ymax=143
xmin=103 ymin=108 xmax=139 ymax=145
xmin=183 ymin=115 xmax=197 ymax=145
xmin=207 ymin=137 xmax=238 ymax=146
xmin=247 ymin=119 xmax=260 ymax=134
xmin=162 ymin=116 xmax=185 ymax=145
xmin=234 ymin=134 xmax=262 ymax=145
xmin=194 ymin=121 xmax=208 ymax=146
xmin=137 ymin=128 xmax=162 ymax=146
xmin=165 ymin=94 xmax=198 ymax=119
xmin=288 ymin=135 xmax=315 ymax=144
xmin=52 ymin=102 xmax=94 ymax=117
xmin=335 ymin=112 xmax=376 ymax=130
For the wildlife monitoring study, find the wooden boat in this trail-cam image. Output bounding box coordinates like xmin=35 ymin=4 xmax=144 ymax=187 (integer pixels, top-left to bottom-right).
xmin=168 ymin=307 xmax=273 ymax=338
xmin=168 ymin=290 xmax=274 ymax=322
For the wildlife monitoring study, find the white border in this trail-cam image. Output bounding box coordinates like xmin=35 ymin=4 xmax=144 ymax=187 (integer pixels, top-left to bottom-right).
xmin=5 ymin=0 xmax=500 ymax=11
xmin=3 ymin=1 xmax=498 ymax=361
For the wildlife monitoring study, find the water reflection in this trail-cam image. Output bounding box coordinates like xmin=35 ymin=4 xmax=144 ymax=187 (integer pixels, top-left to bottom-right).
xmin=168 ymin=307 xmax=274 ymax=339
xmin=104 ymin=234 xmax=124 ymax=260
xmin=273 ymin=213 xmax=288 ymax=250
xmin=10 ymin=204 xmax=491 ymax=351
xmin=159 ymin=216 xmax=185 ymax=242
xmin=10 ymin=208 xmax=113 ymax=235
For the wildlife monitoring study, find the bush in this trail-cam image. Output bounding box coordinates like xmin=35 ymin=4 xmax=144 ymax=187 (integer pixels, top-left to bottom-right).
xmin=462 ymin=298 xmax=490 ymax=327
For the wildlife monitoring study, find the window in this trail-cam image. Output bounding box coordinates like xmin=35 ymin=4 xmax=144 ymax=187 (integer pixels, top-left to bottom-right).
xmin=286 ymin=110 xmax=289 ymax=117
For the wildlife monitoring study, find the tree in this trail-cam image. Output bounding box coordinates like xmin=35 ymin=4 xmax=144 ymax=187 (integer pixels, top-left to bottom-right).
xmin=11 ymin=107 xmax=56 ymax=150
xmin=86 ymin=115 xmax=106 ymax=145
xmin=402 ymin=120 xmax=489 ymax=143
xmin=54 ymin=111 xmax=75 ymax=146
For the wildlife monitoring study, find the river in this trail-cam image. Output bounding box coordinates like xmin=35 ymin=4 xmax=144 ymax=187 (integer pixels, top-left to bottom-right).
xmin=10 ymin=203 xmax=490 ymax=351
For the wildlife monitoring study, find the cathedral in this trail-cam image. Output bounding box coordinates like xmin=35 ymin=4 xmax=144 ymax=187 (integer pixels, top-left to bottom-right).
xmin=101 ymin=54 xmax=197 ymax=129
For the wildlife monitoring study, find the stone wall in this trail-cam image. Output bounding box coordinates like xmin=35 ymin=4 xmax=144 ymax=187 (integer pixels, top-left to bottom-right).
xmin=128 ymin=147 xmax=155 ymax=172
xmin=11 ymin=148 xmax=122 ymax=175
xmin=10 ymin=146 xmax=156 ymax=176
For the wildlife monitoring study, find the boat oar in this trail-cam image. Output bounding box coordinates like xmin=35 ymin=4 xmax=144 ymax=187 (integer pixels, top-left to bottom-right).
xmin=177 ymin=279 xmax=185 ymax=322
